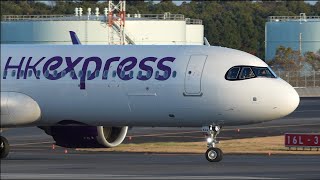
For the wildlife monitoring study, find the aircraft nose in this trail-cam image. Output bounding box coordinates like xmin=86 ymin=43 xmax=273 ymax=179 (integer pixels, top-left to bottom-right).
xmin=280 ymin=82 xmax=300 ymax=117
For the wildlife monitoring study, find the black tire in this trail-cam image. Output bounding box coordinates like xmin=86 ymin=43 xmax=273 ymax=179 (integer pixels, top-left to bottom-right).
xmin=1 ymin=136 xmax=10 ymax=159
xmin=205 ymin=147 xmax=223 ymax=162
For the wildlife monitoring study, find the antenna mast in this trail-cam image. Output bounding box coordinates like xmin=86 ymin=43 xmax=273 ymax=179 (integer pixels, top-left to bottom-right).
xmin=108 ymin=0 xmax=126 ymax=45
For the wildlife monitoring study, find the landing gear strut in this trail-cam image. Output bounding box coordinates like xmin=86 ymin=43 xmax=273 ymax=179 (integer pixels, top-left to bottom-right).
xmin=1 ymin=136 xmax=10 ymax=159
xmin=202 ymin=125 xmax=223 ymax=162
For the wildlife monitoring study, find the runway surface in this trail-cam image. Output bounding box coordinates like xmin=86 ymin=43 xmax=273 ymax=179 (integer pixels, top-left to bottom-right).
xmin=1 ymin=97 xmax=320 ymax=179
xmin=2 ymin=152 xmax=320 ymax=179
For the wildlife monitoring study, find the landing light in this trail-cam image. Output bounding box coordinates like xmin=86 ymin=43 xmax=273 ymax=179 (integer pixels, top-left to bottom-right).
xmin=207 ymin=137 xmax=213 ymax=143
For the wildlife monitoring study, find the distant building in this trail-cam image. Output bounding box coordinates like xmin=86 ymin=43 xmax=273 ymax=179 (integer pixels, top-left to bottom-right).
xmin=1 ymin=13 xmax=204 ymax=46
xmin=265 ymin=13 xmax=320 ymax=61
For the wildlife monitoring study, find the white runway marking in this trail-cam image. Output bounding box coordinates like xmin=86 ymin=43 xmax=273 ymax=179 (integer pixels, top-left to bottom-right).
xmin=10 ymin=141 xmax=53 ymax=147
xmin=1 ymin=173 xmax=284 ymax=180
xmin=294 ymin=110 xmax=320 ymax=113
xmin=224 ymin=123 xmax=320 ymax=131
xmin=132 ymin=130 xmax=201 ymax=137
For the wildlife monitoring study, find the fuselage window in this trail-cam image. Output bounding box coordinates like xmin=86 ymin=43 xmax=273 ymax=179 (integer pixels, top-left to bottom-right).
xmin=61 ymin=70 xmax=66 ymax=77
xmin=120 ymin=71 xmax=125 ymax=78
xmin=172 ymin=71 xmax=177 ymax=78
xmin=36 ymin=70 xmax=41 ymax=78
xmin=20 ymin=70 xmax=24 ymax=78
xmin=53 ymin=70 xmax=58 ymax=77
xmin=44 ymin=70 xmax=49 ymax=78
xmin=112 ymin=70 xmax=117 ymax=78
xmin=28 ymin=70 xmax=33 ymax=77
xmin=78 ymin=70 xmax=83 ymax=78
xmin=147 ymin=70 xmax=152 ymax=79
xmin=155 ymin=71 xmax=159 ymax=78
xmin=164 ymin=70 xmax=169 ymax=79
xmin=95 ymin=70 xmax=100 ymax=78
xmin=226 ymin=67 xmax=240 ymax=80
xmin=129 ymin=71 xmax=134 ymax=78
xmin=103 ymin=70 xmax=108 ymax=79
xmin=137 ymin=71 xmax=142 ymax=78
xmin=70 ymin=70 xmax=75 ymax=78
xmin=239 ymin=67 xmax=255 ymax=79
xmin=11 ymin=70 xmax=16 ymax=77
xmin=3 ymin=70 xmax=7 ymax=78
xmin=87 ymin=70 xmax=91 ymax=78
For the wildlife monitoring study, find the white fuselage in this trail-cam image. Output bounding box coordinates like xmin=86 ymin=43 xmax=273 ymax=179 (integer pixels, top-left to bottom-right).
xmin=0 ymin=45 xmax=299 ymax=128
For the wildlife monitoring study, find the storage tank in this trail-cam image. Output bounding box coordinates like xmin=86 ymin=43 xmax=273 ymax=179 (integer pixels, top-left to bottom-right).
xmin=185 ymin=18 xmax=204 ymax=45
xmin=1 ymin=13 xmax=204 ymax=45
xmin=265 ymin=14 xmax=320 ymax=61
xmin=1 ymin=20 xmax=107 ymax=45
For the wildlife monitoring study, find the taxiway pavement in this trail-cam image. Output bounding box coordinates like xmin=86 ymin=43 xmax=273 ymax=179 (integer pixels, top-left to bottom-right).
xmin=2 ymin=152 xmax=320 ymax=179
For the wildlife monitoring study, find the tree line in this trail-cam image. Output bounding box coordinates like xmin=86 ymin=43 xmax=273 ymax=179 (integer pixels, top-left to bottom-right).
xmin=1 ymin=1 xmax=319 ymax=71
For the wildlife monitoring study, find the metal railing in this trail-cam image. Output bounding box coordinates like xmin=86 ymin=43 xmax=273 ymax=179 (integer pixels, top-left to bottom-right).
xmin=128 ymin=13 xmax=185 ymax=20
xmin=276 ymin=71 xmax=320 ymax=87
xmin=112 ymin=21 xmax=135 ymax=45
xmin=1 ymin=14 xmax=203 ymax=24
xmin=186 ymin=18 xmax=202 ymax=25
xmin=1 ymin=15 xmax=81 ymax=21
xmin=268 ymin=15 xmax=320 ymax=22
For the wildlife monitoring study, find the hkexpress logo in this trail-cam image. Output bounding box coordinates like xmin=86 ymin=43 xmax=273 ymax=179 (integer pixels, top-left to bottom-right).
xmin=3 ymin=56 xmax=176 ymax=89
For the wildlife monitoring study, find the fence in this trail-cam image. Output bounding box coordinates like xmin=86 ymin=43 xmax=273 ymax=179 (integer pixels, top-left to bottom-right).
xmin=268 ymin=15 xmax=320 ymax=22
xmin=276 ymin=71 xmax=320 ymax=87
xmin=1 ymin=14 xmax=202 ymax=24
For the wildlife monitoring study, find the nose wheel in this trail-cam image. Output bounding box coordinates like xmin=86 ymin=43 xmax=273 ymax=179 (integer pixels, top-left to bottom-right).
xmin=205 ymin=147 xmax=223 ymax=162
xmin=202 ymin=125 xmax=223 ymax=162
xmin=1 ymin=136 xmax=10 ymax=159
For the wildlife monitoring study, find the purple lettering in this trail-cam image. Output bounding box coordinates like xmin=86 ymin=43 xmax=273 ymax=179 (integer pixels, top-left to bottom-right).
xmin=64 ymin=57 xmax=84 ymax=79
xmin=156 ymin=57 xmax=176 ymax=81
xmin=102 ymin=57 xmax=120 ymax=80
xmin=23 ymin=57 xmax=45 ymax=79
xmin=4 ymin=57 xmax=25 ymax=79
xmin=42 ymin=56 xmax=63 ymax=80
xmin=117 ymin=57 xmax=137 ymax=80
xmin=80 ymin=57 xmax=102 ymax=89
xmin=3 ymin=55 xmax=176 ymax=83
xmin=137 ymin=57 xmax=157 ymax=81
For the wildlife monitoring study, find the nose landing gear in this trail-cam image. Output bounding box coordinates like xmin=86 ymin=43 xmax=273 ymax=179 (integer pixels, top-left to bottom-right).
xmin=202 ymin=125 xmax=223 ymax=162
xmin=1 ymin=136 xmax=10 ymax=159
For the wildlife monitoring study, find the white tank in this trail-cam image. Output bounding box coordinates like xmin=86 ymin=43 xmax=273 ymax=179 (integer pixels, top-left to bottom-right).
xmin=186 ymin=22 xmax=204 ymax=45
xmin=1 ymin=14 xmax=204 ymax=45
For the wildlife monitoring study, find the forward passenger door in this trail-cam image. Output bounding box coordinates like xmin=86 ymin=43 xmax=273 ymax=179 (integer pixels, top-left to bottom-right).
xmin=184 ymin=55 xmax=207 ymax=96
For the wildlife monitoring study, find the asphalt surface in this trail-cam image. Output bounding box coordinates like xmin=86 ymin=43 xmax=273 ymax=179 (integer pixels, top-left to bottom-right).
xmin=2 ymin=153 xmax=320 ymax=179
xmin=1 ymin=97 xmax=320 ymax=179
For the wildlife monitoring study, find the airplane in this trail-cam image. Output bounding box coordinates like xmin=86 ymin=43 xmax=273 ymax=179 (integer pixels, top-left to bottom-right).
xmin=0 ymin=32 xmax=300 ymax=162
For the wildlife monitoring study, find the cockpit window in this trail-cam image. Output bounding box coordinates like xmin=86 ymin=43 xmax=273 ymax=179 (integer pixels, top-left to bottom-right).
xmin=239 ymin=67 xmax=255 ymax=79
xmin=226 ymin=67 xmax=240 ymax=80
xmin=225 ymin=66 xmax=276 ymax=81
xmin=252 ymin=67 xmax=275 ymax=78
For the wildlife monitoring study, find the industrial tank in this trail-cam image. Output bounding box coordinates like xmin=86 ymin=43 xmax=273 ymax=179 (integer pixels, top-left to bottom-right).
xmin=185 ymin=18 xmax=204 ymax=45
xmin=1 ymin=13 xmax=204 ymax=45
xmin=265 ymin=14 xmax=320 ymax=61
